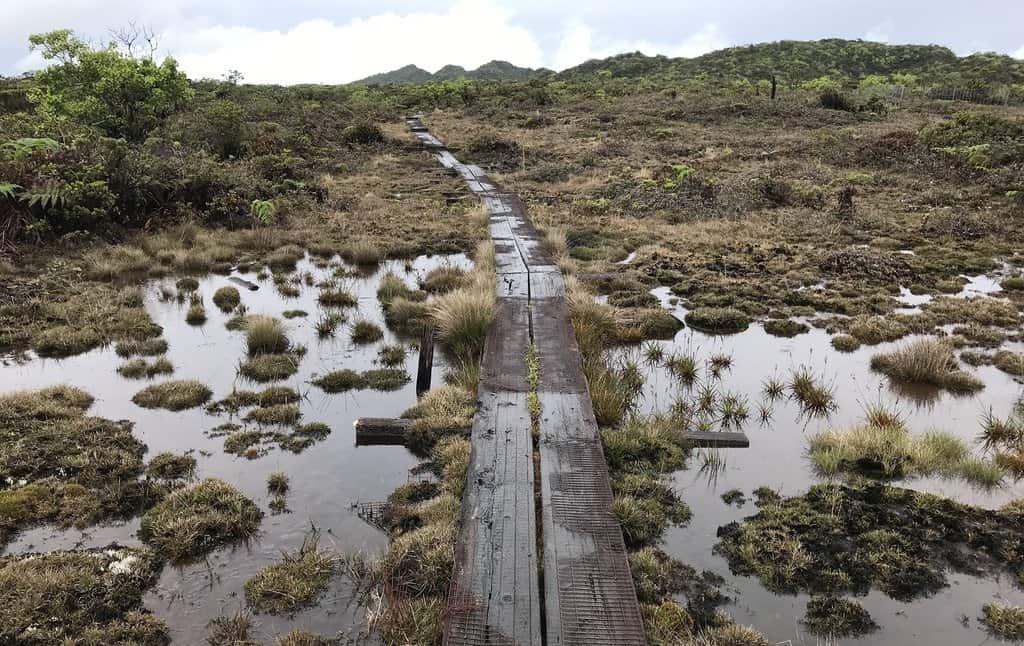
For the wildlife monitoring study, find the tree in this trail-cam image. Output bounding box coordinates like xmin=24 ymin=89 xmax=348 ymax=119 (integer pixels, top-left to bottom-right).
xmin=27 ymin=29 xmax=193 ymax=141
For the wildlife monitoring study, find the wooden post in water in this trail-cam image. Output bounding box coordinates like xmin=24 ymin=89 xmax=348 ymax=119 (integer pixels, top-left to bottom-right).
xmin=416 ymin=325 xmax=435 ymax=397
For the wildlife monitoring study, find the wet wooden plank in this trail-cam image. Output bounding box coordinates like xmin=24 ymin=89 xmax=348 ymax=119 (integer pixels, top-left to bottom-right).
xmin=407 ymin=115 xmax=643 ymax=646
xmin=684 ymin=431 xmax=750 ymax=448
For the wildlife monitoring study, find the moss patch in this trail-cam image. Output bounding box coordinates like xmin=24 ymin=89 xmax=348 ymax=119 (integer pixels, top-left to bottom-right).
xmin=715 ymin=483 xmax=1024 ymax=601
xmin=0 ymin=386 xmax=159 ymax=545
xmin=0 ymin=547 xmax=168 ymax=645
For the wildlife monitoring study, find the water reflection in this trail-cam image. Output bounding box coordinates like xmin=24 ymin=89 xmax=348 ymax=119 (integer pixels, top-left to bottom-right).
xmin=0 ymin=252 xmax=471 ymax=644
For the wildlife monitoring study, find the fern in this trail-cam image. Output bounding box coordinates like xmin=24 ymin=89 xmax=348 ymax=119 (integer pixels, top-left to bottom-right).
xmin=0 ymin=182 xmax=20 ymax=200
xmin=23 ymin=181 xmax=67 ymax=211
xmin=1 ymin=137 xmax=61 ymax=160
xmin=250 ymin=199 xmax=277 ymax=226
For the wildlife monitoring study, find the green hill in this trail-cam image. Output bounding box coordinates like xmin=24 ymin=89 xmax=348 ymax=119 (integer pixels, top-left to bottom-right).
xmin=557 ymin=39 xmax=1024 ymax=86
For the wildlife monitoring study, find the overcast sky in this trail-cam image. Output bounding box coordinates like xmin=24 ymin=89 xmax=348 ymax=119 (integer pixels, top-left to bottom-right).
xmin=3 ymin=0 xmax=1023 ymax=83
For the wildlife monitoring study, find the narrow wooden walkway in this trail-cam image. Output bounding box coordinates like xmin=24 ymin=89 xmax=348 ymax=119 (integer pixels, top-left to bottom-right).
xmin=407 ymin=117 xmax=646 ymax=645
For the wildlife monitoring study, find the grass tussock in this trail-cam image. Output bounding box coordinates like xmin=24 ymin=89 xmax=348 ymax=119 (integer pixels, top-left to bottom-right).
xmin=239 ymin=352 xmax=300 ymax=382
xmin=377 ymin=272 xmax=417 ymax=305
xmin=802 ymin=595 xmax=879 ymax=637
xmin=244 ymin=403 xmax=301 ymax=426
xmin=981 ymin=602 xmax=1024 ymax=640
xmin=809 ymin=409 xmax=1004 ymax=487
xmin=684 ymin=307 xmax=750 ymax=333
xmin=245 ymin=531 xmax=335 ymax=614
xmin=0 ymin=547 xmax=168 ymax=645
xmin=115 ymin=337 xmax=169 ymax=357
xmin=313 ymin=368 xmax=411 ymax=393
xmin=245 ymin=316 xmax=290 ymax=355
xmin=0 ymin=384 xmax=94 ymax=419
xmin=870 ymin=338 xmax=983 ymax=393
xmin=140 ymin=478 xmax=262 ymax=561
xmin=402 ymin=385 xmax=476 ymax=451
xmin=319 ymin=285 xmax=358 ymax=308
xmin=146 ymin=452 xmax=197 ymax=481
xmin=212 ymin=286 xmax=241 ymax=312
xmin=0 ymin=386 xmax=156 ymax=545
xmin=117 ymin=355 xmax=174 ymax=379
xmin=132 ymin=380 xmax=212 ymax=410
xmin=421 ymin=266 xmax=465 ymax=293
xmin=432 ymin=286 xmax=495 ymax=363
xmin=716 ymin=483 xmax=1024 ymax=602
xmin=350 ymin=319 xmax=384 ymax=344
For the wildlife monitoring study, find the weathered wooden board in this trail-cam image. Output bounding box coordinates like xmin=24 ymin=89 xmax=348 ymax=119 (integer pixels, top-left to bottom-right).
xmin=684 ymin=431 xmax=750 ymax=448
xmin=407 ymin=115 xmax=645 ymax=646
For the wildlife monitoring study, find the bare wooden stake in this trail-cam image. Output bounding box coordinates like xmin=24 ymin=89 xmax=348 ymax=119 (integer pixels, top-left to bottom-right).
xmin=416 ymin=325 xmax=435 ymax=396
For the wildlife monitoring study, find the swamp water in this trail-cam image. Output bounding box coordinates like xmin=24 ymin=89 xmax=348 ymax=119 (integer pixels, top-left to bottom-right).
xmin=627 ymin=287 xmax=1024 ymax=644
xmin=0 ymin=252 xmax=473 ymax=644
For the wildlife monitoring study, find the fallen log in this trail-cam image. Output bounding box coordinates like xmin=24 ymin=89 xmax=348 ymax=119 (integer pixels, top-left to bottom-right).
xmin=228 ymin=276 xmax=259 ymax=291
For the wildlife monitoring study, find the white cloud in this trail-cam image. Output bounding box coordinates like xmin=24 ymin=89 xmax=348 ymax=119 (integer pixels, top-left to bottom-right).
xmin=1012 ymin=45 xmax=1024 ymax=59
xmin=162 ymin=1 xmax=544 ymax=83
xmin=552 ymin=21 xmax=727 ymax=70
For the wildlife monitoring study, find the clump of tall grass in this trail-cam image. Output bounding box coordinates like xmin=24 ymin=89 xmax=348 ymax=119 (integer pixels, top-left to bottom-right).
xmin=117 ymin=355 xmax=174 ymax=379
xmin=421 ymin=266 xmax=465 ymax=293
xmin=132 ymin=380 xmax=212 ymax=410
xmin=146 ymin=452 xmax=197 ymax=481
xmin=244 ymin=531 xmax=334 ymax=614
xmin=239 ymin=353 xmax=300 ymax=382
xmin=809 ymin=409 xmax=1005 ymax=487
xmin=318 ymin=285 xmax=357 ymax=307
xmin=245 ymin=316 xmax=290 ymax=355
xmin=981 ymin=602 xmax=1024 ymax=640
xmin=0 ymin=385 xmax=94 ymax=420
xmin=350 ymin=320 xmax=384 ymax=344
xmin=212 ymin=286 xmax=241 ymax=312
xmin=432 ymin=284 xmax=495 ymax=363
xmin=140 ymin=478 xmax=262 ymax=560
xmin=341 ymin=241 xmax=382 ymax=267
xmin=870 ymin=338 xmax=983 ymax=393
xmin=788 ymin=366 xmax=837 ymax=417
xmin=377 ymin=272 xmax=416 ymax=305
xmin=315 ymin=312 xmax=345 ymax=337
xmin=186 ymin=303 xmax=207 ymax=325
xmin=115 ymin=337 xmax=169 ymax=357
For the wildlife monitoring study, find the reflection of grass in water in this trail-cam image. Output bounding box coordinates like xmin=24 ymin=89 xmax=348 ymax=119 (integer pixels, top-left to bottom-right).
xmin=696 ymin=448 xmax=727 ymax=486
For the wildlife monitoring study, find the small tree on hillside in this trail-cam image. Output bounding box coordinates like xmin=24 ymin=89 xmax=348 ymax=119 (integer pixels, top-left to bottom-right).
xmin=27 ymin=29 xmax=193 ymax=141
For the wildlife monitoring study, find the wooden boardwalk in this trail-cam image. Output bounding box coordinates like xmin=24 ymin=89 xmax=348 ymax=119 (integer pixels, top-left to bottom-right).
xmin=407 ymin=117 xmax=646 ymax=645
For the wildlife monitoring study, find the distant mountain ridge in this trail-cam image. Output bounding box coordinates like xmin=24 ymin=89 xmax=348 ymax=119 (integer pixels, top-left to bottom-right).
xmin=353 ymin=39 xmax=1024 ymax=86
xmin=353 ymin=60 xmax=548 ymax=85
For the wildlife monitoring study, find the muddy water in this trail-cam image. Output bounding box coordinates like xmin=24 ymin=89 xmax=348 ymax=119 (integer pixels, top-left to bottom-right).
xmin=629 ymin=288 xmax=1024 ymax=644
xmin=0 ymin=252 xmax=472 ymax=644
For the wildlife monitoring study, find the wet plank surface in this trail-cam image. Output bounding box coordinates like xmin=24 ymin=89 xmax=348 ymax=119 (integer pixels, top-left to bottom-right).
xmin=408 ymin=117 xmax=541 ymax=646
xmin=407 ymin=116 xmax=646 ymax=645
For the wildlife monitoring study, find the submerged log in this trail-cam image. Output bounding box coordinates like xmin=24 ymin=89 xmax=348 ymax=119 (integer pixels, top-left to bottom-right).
xmin=228 ymin=276 xmax=259 ymax=291
xmin=683 ymin=431 xmax=749 ymax=448
xmin=354 ymin=417 xmax=412 ymax=446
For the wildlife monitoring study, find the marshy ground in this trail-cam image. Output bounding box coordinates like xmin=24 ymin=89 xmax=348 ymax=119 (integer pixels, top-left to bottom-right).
xmin=1 ymin=75 xmax=1023 ymax=645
